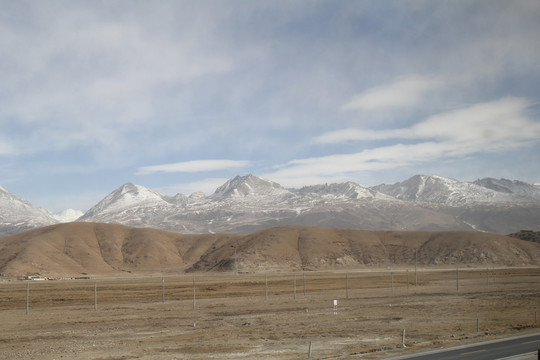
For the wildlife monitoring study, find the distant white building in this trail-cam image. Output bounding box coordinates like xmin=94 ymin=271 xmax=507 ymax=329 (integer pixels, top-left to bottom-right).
xmin=26 ymin=275 xmax=47 ymax=281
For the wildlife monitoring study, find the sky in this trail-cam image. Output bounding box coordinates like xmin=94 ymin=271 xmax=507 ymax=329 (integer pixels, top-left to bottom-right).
xmin=1 ymin=0 xmax=540 ymax=213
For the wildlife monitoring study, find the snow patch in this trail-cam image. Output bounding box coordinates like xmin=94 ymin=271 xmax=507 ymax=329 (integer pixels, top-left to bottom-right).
xmin=53 ymin=209 xmax=84 ymax=223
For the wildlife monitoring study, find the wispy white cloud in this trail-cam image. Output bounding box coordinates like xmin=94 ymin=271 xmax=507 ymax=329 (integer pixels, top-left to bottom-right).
xmin=0 ymin=3 xmax=237 ymax=159
xmin=267 ymin=142 xmax=439 ymax=187
xmin=2 ymin=1 xmax=540 ymax=210
xmin=314 ymin=128 xmax=401 ymax=144
xmin=341 ymin=75 xmax=442 ymax=111
xmin=317 ymin=97 xmax=538 ymax=146
xmin=273 ymin=97 xmax=540 ymax=186
xmin=409 ymin=97 xmax=538 ymax=146
xmin=137 ymin=160 xmax=252 ymax=175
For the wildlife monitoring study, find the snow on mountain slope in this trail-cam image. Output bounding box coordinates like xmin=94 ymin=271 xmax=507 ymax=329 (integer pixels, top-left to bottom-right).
xmin=3 ymin=174 xmax=540 ymax=237
xmin=72 ymin=174 xmax=540 ymax=234
xmin=474 ymin=177 xmax=540 ymax=200
xmin=372 ymin=175 xmax=514 ymax=206
xmin=212 ymin=174 xmax=292 ymax=199
xmin=52 ymin=209 xmax=84 ymax=223
xmin=79 ymin=183 xmax=171 ymax=222
xmin=297 ymin=182 xmax=393 ymax=200
xmin=0 ymin=185 xmax=58 ymax=236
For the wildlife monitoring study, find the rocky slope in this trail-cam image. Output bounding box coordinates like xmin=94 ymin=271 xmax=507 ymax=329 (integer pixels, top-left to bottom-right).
xmin=508 ymin=230 xmax=540 ymax=244
xmin=0 ymin=185 xmax=58 ymax=236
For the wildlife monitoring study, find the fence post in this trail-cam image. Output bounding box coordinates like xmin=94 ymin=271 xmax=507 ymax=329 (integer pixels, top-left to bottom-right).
xmin=26 ymin=282 xmax=29 ymax=315
xmin=414 ymin=249 xmax=418 ymax=286
xmin=308 ymin=340 xmax=312 ymax=358
xmin=346 ymin=273 xmax=349 ymax=299
xmin=407 ymin=269 xmax=409 ymax=290
xmin=265 ymin=274 xmax=268 ymax=300
xmin=294 ymin=275 xmax=297 ymax=300
xmin=303 ymin=273 xmax=306 ymax=297
xmin=234 ymin=250 xmax=238 ymax=276
xmin=94 ymin=280 xmax=97 ymax=311
xmin=162 ymin=277 xmax=165 ymax=303
xmin=456 ymin=268 xmax=459 ymax=292
xmin=193 ymin=277 xmax=196 ymax=310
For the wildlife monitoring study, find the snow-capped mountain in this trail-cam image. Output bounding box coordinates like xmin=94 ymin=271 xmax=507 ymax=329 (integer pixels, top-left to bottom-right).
xmin=52 ymin=209 xmax=84 ymax=223
xmin=84 ymin=182 xmax=169 ymax=216
xmin=2 ymin=174 xmax=540 ymax=237
xmin=75 ymin=174 xmax=540 ymax=235
xmin=78 ymin=182 xmax=174 ymax=226
xmin=298 ymin=182 xmax=393 ymax=200
xmin=372 ymin=175 xmax=515 ymax=206
xmin=0 ymin=185 xmax=58 ymax=236
xmin=473 ymin=177 xmax=540 ymax=200
xmin=212 ymin=174 xmax=292 ymax=199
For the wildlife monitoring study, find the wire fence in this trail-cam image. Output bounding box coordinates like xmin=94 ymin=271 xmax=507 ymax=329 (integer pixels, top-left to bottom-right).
xmin=1 ymin=267 xmax=539 ymax=359
xmin=1 ymin=267 xmax=538 ymax=312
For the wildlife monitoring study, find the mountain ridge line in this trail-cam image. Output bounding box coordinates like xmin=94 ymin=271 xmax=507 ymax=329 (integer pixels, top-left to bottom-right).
xmin=2 ymin=174 xmax=540 ymax=237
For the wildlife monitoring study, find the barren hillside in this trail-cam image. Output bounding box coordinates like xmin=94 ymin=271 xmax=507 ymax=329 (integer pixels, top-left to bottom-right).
xmin=1 ymin=223 xmax=539 ymax=278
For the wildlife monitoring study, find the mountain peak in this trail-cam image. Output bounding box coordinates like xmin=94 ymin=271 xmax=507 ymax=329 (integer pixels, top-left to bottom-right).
xmin=80 ymin=182 xmax=168 ymax=220
xmin=372 ymin=174 xmax=514 ymax=206
xmin=53 ymin=209 xmax=84 ymax=223
xmin=212 ymin=174 xmax=290 ymax=199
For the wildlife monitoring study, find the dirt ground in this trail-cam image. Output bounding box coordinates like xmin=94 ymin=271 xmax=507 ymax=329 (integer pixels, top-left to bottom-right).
xmin=0 ymin=267 xmax=539 ymax=359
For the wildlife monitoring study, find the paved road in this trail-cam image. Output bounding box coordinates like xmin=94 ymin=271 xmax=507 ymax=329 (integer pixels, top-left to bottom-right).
xmin=384 ymin=333 xmax=540 ymax=360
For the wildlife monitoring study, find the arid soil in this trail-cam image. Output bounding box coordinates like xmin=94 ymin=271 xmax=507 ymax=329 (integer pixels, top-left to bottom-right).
xmin=2 ymin=223 xmax=540 ymax=278
xmin=1 ymin=267 xmax=539 ymax=359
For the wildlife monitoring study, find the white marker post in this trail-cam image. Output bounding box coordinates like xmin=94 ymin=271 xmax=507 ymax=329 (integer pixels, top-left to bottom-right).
xmin=333 ymin=299 xmax=338 ymax=314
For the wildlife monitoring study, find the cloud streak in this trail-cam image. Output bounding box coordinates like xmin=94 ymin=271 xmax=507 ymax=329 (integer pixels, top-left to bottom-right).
xmin=341 ymin=75 xmax=442 ymax=111
xmin=317 ymin=97 xmax=538 ymax=145
xmin=273 ymin=97 xmax=540 ymax=186
xmin=1 ymin=1 xmax=540 ymax=211
xmin=137 ymin=160 xmax=252 ymax=175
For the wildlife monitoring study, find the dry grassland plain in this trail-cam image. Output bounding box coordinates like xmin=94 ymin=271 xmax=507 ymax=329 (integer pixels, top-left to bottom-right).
xmin=0 ymin=267 xmax=539 ymax=359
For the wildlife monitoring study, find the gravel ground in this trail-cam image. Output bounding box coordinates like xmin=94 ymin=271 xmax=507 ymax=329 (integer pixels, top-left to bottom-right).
xmin=0 ymin=267 xmax=539 ymax=359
